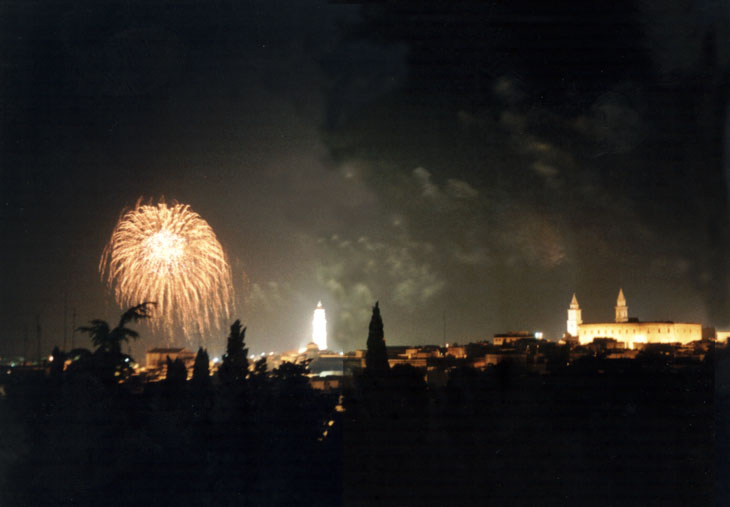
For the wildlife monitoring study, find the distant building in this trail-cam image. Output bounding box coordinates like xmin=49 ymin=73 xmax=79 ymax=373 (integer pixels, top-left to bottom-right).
xmin=605 ymin=350 xmax=639 ymax=360
xmin=586 ymin=338 xmax=621 ymax=353
xmin=146 ymin=347 xmax=196 ymax=370
xmin=343 ymin=350 xmax=366 ymax=375
xmin=493 ymin=331 xmax=535 ymax=346
xmin=566 ymin=293 xmax=583 ymax=337
xmin=312 ymin=301 xmax=327 ymax=351
xmin=702 ymin=327 xmax=717 ymax=340
xmin=717 ymin=331 xmax=730 ymax=343
xmin=387 ymin=345 xmax=441 ymax=369
xmin=309 ymin=377 xmax=342 ymax=390
xmin=569 ymin=290 xmax=702 ymax=348
xmin=308 ymin=354 xmax=344 ymax=377
xmin=484 ymin=351 xmax=528 ymax=367
xmin=444 ymin=345 xmax=467 ymax=359
xmin=304 ymin=341 xmax=320 ymax=359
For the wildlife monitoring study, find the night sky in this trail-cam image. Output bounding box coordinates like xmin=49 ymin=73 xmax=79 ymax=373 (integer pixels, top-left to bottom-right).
xmin=1 ymin=1 xmax=728 ymax=358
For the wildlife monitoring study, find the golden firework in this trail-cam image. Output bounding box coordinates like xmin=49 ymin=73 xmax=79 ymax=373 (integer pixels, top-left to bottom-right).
xmin=101 ymin=198 xmax=233 ymax=341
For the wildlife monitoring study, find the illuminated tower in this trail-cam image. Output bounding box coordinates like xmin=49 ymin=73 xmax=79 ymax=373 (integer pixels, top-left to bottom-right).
xmin=312 ymin=301 xmax=327 ymax=351
xmin=566 ymin=293 xmax=582 ymax=337
xmin=615 ymin=288 xmax=628 ymax=323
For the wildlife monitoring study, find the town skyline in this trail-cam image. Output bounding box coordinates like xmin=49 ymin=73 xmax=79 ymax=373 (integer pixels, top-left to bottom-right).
xmin=1 ymin=286 xmax=719 ymax=364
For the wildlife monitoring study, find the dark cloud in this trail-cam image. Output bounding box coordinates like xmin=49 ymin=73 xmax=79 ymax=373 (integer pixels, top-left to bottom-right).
xmin=319 ymin=1 xmax=729 ymax=338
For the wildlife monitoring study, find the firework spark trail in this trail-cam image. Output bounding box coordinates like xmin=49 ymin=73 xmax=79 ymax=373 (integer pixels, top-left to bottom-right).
xmin=101 ymin=199 xmax=234 ymax=342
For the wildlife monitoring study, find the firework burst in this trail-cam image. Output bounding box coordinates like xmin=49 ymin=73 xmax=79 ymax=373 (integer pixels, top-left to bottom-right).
xmin=101 ymin=198 xmax=234 ymax=341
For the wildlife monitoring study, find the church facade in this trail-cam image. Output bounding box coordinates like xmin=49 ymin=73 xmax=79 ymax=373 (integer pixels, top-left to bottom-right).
xmin=567 ymin=289 xmax=702 ymax=348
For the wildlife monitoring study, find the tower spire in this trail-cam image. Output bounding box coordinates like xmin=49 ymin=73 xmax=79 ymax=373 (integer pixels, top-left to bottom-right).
xmin=570 ymin=293 xmax=579 ymax=307
xmin=615 ymin=288 xmax=628 ymax=323
xmin=567 ymin=293 xmax=582 ymax=337
xmin=312 ymin=301 xmax=327 ymax=351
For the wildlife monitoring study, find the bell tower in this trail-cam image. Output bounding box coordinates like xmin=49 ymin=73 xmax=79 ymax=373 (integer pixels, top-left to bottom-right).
xmin=615 ymin=288 xmax=628 ymax=323
xmin=312 ymin=301 xmax=327 ymax=350
xmin=567 ymin=293 xmax=582 ymax=337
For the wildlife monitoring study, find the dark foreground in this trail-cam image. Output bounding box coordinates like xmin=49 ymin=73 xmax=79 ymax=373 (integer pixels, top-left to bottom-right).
xmin=0 ymin=350 xmax=724 ymax=507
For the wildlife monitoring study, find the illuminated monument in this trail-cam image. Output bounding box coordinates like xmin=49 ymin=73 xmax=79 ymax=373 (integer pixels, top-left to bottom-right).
xmin=615 ymin=288 xmax=628 ymax=323
xmin=566 ymin=293 xmax=582 ymax=337
xmin=569 ymin=289 xmax=702 ymax=348
xmin=312 ymin=301 xmax=327 ymax=351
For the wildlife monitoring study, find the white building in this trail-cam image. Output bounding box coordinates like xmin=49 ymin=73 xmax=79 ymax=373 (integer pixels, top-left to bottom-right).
xmin=312 ymin=301 xmax=327 ymax=351
xmin=145 ymin=347 xmax=195 ymax=370
xmin=568 ymin=290 xmax=702 ymax=348
xmin=566 ymin=293 xmax=582 ymax=337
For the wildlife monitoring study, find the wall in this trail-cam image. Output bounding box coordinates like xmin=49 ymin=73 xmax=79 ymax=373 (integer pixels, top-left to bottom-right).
xmin=578 ymin=322 xmax=702 ymax=348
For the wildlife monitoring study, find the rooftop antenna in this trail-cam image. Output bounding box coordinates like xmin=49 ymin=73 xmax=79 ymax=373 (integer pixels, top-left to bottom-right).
xmin=36 ymin=314 xmax=41 ymax=364
xmin=442 ymin=311 xmax=446 ymax=347
xmin=23 ymin=323 xmax=28 ymax=366
xmin=63 ymin=292 xmax=68 ymax=352
xmin=71 ymin=308 xmax=76 ymax=350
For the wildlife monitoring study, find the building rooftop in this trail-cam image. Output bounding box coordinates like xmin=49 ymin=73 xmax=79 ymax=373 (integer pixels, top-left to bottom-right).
xmin=494 ymin=331 xmax=535 ymax=337
xmin=308 ymin=356 xmax=344 ymax=376
xmin=581 ymin=320 xmax=677 ymax=325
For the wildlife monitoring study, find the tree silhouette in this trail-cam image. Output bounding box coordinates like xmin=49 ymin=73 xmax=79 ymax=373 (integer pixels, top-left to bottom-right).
xmin=76 ymin=302 xmax=156 ymax=354
xmin=49 ymin=346 xmax=65 ymax=380
xmin=248 ymin=357 xmax=268 ymax=390
xmin=218 ymin=320 xmax=249 ymax=385
xmin=165 ymin=356 xmax=188 ymax=384
xmin=192 ymin=347 xmax=210 ymax=385
xmin=365 ymin=301 xmax=389 ymax=373
xmin=75 ymin=303 xmax=155 ymax=384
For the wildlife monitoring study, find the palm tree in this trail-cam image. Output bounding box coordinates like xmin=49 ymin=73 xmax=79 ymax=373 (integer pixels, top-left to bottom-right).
xmin=77 ymin=302 xmax=156 ymax=354
xmin=75 ymin=303 xmax=156 ymax=385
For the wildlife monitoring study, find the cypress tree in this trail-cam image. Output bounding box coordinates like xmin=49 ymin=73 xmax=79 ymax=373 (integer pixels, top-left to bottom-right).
xmin=192 ymin=347 xmax=210 ymax=385
xmin=165 ymin=356 xmax=188 ymax=384
xmin=219 ymin=320 xmax=249 ymax=384
xmin=365 ymin=301 xmax=389 ymax=373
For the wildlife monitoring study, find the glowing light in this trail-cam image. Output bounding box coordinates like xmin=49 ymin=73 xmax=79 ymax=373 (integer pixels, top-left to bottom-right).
xmin=312 ymin=301 xmax=327 ymax=350
xmin=298 ymin=346 xmax=307 ymax=354
xmin=213 ymin=357 xmax=220 ymax=363
xmin=100 ymin=198 xmax=233 ymax=342
xmin=629 ymin=334 xmax=647 ymax=350
xmin=48 ymin=355 xmax=54 ymax=362
xmin=534 ymin=332 xmax=543 ymax=339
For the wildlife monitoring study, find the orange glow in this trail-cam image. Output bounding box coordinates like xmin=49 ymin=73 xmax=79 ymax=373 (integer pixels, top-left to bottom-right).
xmin=628 ymin=334 xmax=647 ymax=350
